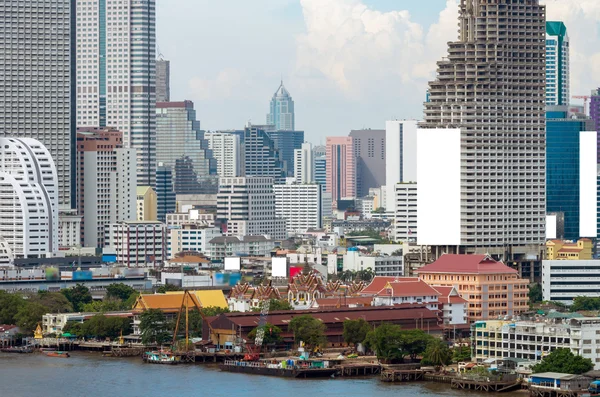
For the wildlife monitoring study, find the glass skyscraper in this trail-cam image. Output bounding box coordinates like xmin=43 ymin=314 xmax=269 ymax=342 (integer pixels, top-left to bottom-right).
xmin=267 ymin=81 xmax=295 ymax=131
xmin=156 ymin=164 xmax=176 ymax=222
xmin=266 ymin=130 xmax=304 ymax=177
xmin=243 ymin=125 xmax=286 ymax=183
xmin=546 ymin=21 xmax=569 ymax=106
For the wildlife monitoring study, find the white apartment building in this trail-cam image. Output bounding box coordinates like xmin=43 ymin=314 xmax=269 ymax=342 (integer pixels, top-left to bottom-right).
xmin=393 ymin=183 xmax=417 ymax=243
xmin=294 ymin=142 xmax=314 ymax=183
xmin=217 ymin=177 xmax=286 ymax=239
xmin=205 ymin=132 xmax=241 ymax=177
xmin=472 ymin=318 xmax=600 ymax=370
xmin=208 ymin=236 xmax=276 ymax=262
xmin=274 ymin=182 xmax=322 ymax=236
xmin=167 ymin=225 xmax=221 ymax=259
xmin=385 ymin=120 xmax=417 ymax=213
xmin=105 ymin=221 xmax=166 ymax=267
xmin=343 ymin=250 xmax=403 ymax=277
xmin=0 ymin=138 xmax=58 ymax=259
xmin=542 ymin=260 xmax=600 ymax=305
xmin=76 ymin=0 xmax=157 ymax=186
xmin=58 ymin=210 xmax=82 ymax=249
xmin=166 ymin=211 xmax=215 ymax=228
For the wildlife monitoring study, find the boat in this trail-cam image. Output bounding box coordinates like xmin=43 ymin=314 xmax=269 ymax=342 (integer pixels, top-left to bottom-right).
xmin=219 ymin=359 xmax=338 ymax=378
xmin=142 ymin=351 xmax=180 ymax=365
xmin=43 ymin=351 xmax=70 ymax=358
xmin=0 ymin=346 xmax=33 ymax=354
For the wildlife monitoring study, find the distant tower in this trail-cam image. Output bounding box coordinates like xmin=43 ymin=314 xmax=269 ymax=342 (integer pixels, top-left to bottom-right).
xmin=156 ymin=58 xmax=170 ymax=102
xmin=267 ymin=81 xmax=295 ymax=131
xmin=546 ymin=21 xmax=569 ymax=106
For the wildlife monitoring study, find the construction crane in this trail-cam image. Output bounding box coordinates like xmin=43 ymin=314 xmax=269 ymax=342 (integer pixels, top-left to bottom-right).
xmin=244 ymin=289 xmax=271 ymax=361
xmin=171 ymin=290 xmax=213 ymax=352
xmin=572 ymin=95 xmax=590 ymax=115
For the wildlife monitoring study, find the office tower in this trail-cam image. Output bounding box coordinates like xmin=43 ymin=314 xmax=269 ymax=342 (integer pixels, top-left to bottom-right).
xmin=274 ymin=182 xmax=322 ymax=236
xmin=266 ymin=130 xmax=304 ymax=176
xmin=156 ymin=58 xmax=170 ymax=102
xmin=314 ymin=156 xmax=327 ymax=186
xmin=156 ymin=164 xmax=176 ymax=222
xmin=545 ymin=21 xmax=569 ymax=106
xmin=349 ymin=129 xmax=386 ymax=197
xmin=76 ymin=0 xmax=156 ymax=186
xmin=243 ymin=125 xmax=286 ymax=183
xmin=418 ymin=0 xmax=546 ymax=262
xmin=392 ymin=183 xmax=418 ymax=243
xmin=267 ymin=81 xmax=295 ymax=131
xmin=136 ymin=186 xmax=158 ymax=221
xmin=217 ymin=177 xmax=287 ymax=239
xmin=546 ymin=107 xmax=597 ymax=240
xmin=294 ymin=142 xmax=314 ymax=183
xmin=77 ymin=128 xmax=136 ymax=248
xmin=156 ymin=101 xmax=216 ymax=194
xmin=0 ymin=138 xmax=58 ymax=259
xmin=326 ymin=137 xmax=356 ymax=207
xmin=385 ymin=121 xmax=418 ymax=212
xmin=0 ymin=0 xmax=75 ymax=209
xmin=205 ymin=132 xmax=242 ymax=177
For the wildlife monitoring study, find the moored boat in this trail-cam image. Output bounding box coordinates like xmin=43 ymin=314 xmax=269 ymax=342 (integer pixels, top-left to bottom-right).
xmin=43 ymin=351 xmax=70 ymax=358
xmin=142 ymin=351 xmax=179 ymax=365
xmin=220 ymin=359 xmax=338 ymax=378
xmin=0 ymin=346 xmax=33 ymax=354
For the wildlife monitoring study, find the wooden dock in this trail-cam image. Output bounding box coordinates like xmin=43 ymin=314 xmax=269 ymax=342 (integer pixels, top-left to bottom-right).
xmin=335 ymin=363 xmax=381 ymax=377
xmin=381 ymin=369 xmax=424 ymax=382
xmin=451 ymin=376 xmax=521 ymax=393
xmin=529 ymin=386 xmax=589 ymax=397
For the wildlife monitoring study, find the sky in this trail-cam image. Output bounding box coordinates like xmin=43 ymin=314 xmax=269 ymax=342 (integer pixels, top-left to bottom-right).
xmin=156 ymin=0 xmax=600 ymax=144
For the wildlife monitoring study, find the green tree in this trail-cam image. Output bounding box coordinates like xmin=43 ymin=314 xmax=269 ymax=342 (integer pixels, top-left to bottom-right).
xmin=402 ymin=329 xmax=434 ymax=360
xmin=532 ymin=348 xmax=593 ymax=375
xmin=82 ymin=299 xmax=125 ymax=313
xmin=248 ymin=323 xmax=283 ymax=345
xmin=14 ymin=302 xmax=47 ymax=334
xmin=528 ymin=283 xmax=542 ymax=304
xmin=364 ymin=323 xmax=405 ymax=362
xmin=61 ymin=284 xmax=93 ymax=312
xmin=340 ymin=270 xmax=356 ymax=283
xmin=139 ymin=309 xmax=171 ymax=346
xmin=81 ymin=315 xmax=132 ymax=339
xmin=251 ymin=299 xmax=292 ymax=312
xmin=571 ymin=297 xmax=600 ymax=312
xmin=201 ymin=306 xmax=230 ymax=317
xmin=30 ymin=291 xmax=73 ymax=313
xmin=356 ymin=268 xmax=375 ymax=282
xmin=157 ymin=284 xmax=181 ymax=293
xmin=289 ymin=314 xmax=327 ymax=350
xmin=105 ymin=283 xmax=137 ymax=301
xmin=342 ymin=318 xmax=371 ymax=346
xmin=0 ymin=291 xmax=26 ymax=324
xmin=62 ymin=321 xmax=83 ymax=336
xmin=421 ymin=339 xmax=452 ymax=367
xmin=452 ymin=345 xmax=472 ymax=362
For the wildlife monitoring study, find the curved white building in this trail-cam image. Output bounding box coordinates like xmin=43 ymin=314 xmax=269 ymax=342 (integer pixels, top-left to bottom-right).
xmin=0 ymin=137 xmax=58 ymax=258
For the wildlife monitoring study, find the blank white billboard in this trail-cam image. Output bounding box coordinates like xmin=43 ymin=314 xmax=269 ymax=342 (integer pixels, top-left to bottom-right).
xmin=546 ymin=214 xmax=557 ymax=240
xmin=580 ymin=131 xmax=598 ymax=237
xmin=272 ymin=257 xmax=287 ymax=278
xmin=224 ymin=257 xmax=241 ymax=271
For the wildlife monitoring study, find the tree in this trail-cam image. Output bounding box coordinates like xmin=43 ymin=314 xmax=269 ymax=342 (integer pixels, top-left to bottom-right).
xmin=251 ymin=299 xmax=292 ymax=312
xmin=532 ymin=348 xmax=593 ymax=375
xmin=356 ymin=268 xmax=375 ymax=282
xmin=201 ymin=306 xmax=230 ymax=317
xmin=248 ymin=323 xmax=283 ymax=345
xmin=340 ymin=270 xmax=356 ymax=283
xmin=81 ymin=315 xmax=132 ymax=339
xmin=364 ymin=323 xmax=405 ymax=362
xmin=571 ymin=297 xmax=600 ymax=312
xmin=528 ymin=283 xmax=542 ymax=304
xmin=82 ymin=299 xmax=125 ymax=313
xmin=421 ymin=339 xmax=452 ymax=367
xmin=14 ymin=302 xmax=47 ymax=334
xmin=452 ymin=345 xmax=472 ymax=362
xmin=402 ymin=329 xmax=434 ymax=360
xmin=30 ymin=291 xmax=73 ymax=313
xmin=62 ymin=321 xmax=83 ymax=336
xmin=0 ymin=291 xmax=26 ymax=324
xmin=61 ymin=284 xmax=92 ymax=312
xmin=157 ymin=284 xmax=181 ymax=294
xmin=105 ymin=283 xmax=137 ymax=301
xmin=343 ymin=318 xmax=371 ymax=346
xmin=289 ymin=315 xmax=327 ymax=350
xmin=139 ymin=309 xmax=171 ymax=346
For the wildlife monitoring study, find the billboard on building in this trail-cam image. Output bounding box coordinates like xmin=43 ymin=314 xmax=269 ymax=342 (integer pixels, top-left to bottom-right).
xmin=224 ymin=257 xmax=241 ymax=271
xmin=45 ymin=267 xmax=60 ymax=281
xmin=214 ymin=272 xmax=241 ymax=287
xmin=73 ymin=270 xmax=93 ymax=281
xmin=289 ymin=266 xmax=303 ymax=280
xmin=272 ymin=257 xmax=287 ymax=278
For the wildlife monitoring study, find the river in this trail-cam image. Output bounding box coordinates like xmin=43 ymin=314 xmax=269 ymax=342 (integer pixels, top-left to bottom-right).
xmin=0 ymin=352 xmax=509 ymax=397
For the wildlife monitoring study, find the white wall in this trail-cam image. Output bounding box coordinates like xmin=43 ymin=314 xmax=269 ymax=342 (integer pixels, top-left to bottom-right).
xmin=580 ymin=131 xmax=598 ymax=237
xmin=545 ymin=214 xmax=557 ymax=240
xmin=417 ymin=128 xmax=461 ymax=246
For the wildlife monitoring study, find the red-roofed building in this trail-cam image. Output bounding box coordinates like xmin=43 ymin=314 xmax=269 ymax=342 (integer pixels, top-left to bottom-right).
xmin=417 ymin=254 xmax=529 ymax=322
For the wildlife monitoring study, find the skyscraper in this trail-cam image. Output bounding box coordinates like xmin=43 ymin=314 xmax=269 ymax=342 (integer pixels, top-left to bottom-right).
xmin=205 ymin=132 xmax=242 ymax=177
xmin=0 ymin=0 xmax=75 ymax=209
xmin=266 ymin=130 xmax=304 ymax=176
xmin=243 ymin=125 xmax=286 ymax=183
xmin=545 ymin=21 xmax=569 ymax=106
xmin=294 ymin=142 xmax=315 ymax=183
xmin=156 ymin=163 xmax=176 ymax=223
xmin=267 ymin=81 xmax=295 ymax=131
xmin=76 ymin=0 xmax=156 ymax=186
xmin=418 ymin=0 xmax=546 ymax=264
xmin=326 ymin=137 xmax=356 ymax=207
xmin=156 ymin=58 xmax=170 ymax=102
xmin=349 ymin=129 xmax=386 ymax=198
xmin=385 ymin=121 xmax=418 ymax=212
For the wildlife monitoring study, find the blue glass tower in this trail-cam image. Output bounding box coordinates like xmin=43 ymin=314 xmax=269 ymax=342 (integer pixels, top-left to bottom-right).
xmin=266 ymin=130 xmax=304 ymax=177
xmin=156 ymin=164 xmax=176 ymax=222
xmin=314 ymin=156 xmax=326 ymax=186
xmin=267 ymin=81 xmax=295 ymax=131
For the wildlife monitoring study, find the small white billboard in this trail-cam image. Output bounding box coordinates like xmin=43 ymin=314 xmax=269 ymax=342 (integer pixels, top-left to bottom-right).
xmin=224 ymin=257 xmax=241 ymax=271
xmin=272 ymin=257 xmax=287 ymax=278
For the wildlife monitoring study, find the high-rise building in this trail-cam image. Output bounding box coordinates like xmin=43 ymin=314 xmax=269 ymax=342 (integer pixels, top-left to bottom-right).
xmin=294 ymin=142 xmax=314 ymax=183
xmin=0 ymin=138 xmax=58 ymax=259
xmin=0 ymin=0 xmax=75 ymax=209
xmin=77 ymin=128 xmax=136 ymax=248
xmin=314 ymin=156 xmax=327 ymax=186
xmin=205 ymin=132 xmax=242 ymax=177
xmin=418 ymin=0 xmax=547 ymax=266
xmin=267 ymin=81 xmax=295 ymax=131
xmin=326 ymin=137 xmax=356 ymax=207
xmin=349 ymin=129 xmax=386 ymax=198
xmin=217 ymin=177 xmax=287 ymax=239
xmin=156 ymin=101 xmax=216 ymax=194
xmin=76 ymin=0 xmax=156 ymax=186
xmin=392 ymin=183 xmax=417 ymax=243
xmin=105 ymin=221 xmax=166 ymax=267
xmin=545 ymin=21 xmax=569 ymax=106
xmin=385 ymin=121 xmax=418 ymax=212
xmin=274 ymin=182 xmax=322 ymax=236
xmin=546 ymin=107 xmax=597 ymax=240
xmin=156 ymin=58 xmax=170 ymax=102
xmin=589 ymin=89 xmax=600 ymax=163
xmin=266 ymin=130 xmax=304 ymax=176
xmin=156 ymin=164 xmax=176 ymax=222
xmin=243 ymin=125 xmax=286 ymax=183
xmin=136 ymin=186 xmax=158 ymax=221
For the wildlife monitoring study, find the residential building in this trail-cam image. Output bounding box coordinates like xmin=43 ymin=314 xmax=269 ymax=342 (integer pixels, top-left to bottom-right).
xmin=217 ymin=177 xmax=287 ymax=239
xmin=274 ymin=182 xmax=322 ymax=236
xmin=349 ymin=129 xmax=385 ymax=197
xmin=545 ymin=21 xmax=569 ymax=106
xmin=76 ymin=128 xmax=137 ymax=248
xmin=167 ymin=225 xmax=221 ymax=259
xmin=166 ymin=210 xmax=215 ymax=228
xmin=542 ymin=259 xmax=600 ymax=304
xmin=136 ymin=186 xmax=158 ymax=221
xmin=321 ymin=191 xmax=333 ymax=219
xmin=105 ymin=221 xmax=166 ymax=267
xmin=266 ymin=81 xmax=295 ymax=131
xmin=343 ymin=250 xmax=403 ymax=277
xmin=294 ymin=142 xmax=314 ymax=183
xmin=546 ymin=239 xmax=593 ymax=260
xmin=385 ymin=120 xmax=418 ymax=212
xmin=209 ymin=236 xmax=276 ymax=262
xmin=417 ymin=254 xmax=529 ymax=323
xmin=76 ymin=0 xmax=156 ymax=186
xmin=156 ymin=164 xmax=176 ymax=222
xmin=156 ymin=58 xmax=170 ymax=102
xmin=267 ymin=130 xmax=304 ymax=177
xmin=58 ymin=209 xmax=82 ymax=249
xmin=330 ymin=219 xmax=390 ymax=235
xmin=0 ymin=138 xmax=58 ymax=259
xmin=393 ymin=183 xmax=417 ymax=243
xmin=326 ymin=137 xmax=356 ymax=207
xmin=243 ymin=125 xmax=286 ymax=183
xmin=205 ymin=132 xmax=241 ymax=177
xmin=156 ymin=101 xmax=216 ymax=194
xmin=0 ymin=0 xmax=75 ymax=209
xmin=418 ymin=0 xmax=546 ymax=271
xmin=546 ymin=107 xmax=597 ymax=240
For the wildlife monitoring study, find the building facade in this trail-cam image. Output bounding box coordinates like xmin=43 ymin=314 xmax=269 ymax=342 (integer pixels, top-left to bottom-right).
xmin=274 ymin=182 xmax=322 ymax=236
xmin=542 ymin=259 xmax=600 ymax=304
xmin=344 ymin=251 xmax=404 ymax=277
xmin=136 ymin=186 xmax=157 ymax=221
xmin=167 ymin=225 xmax=221 ymax=259
xmin=266 ymin=81 xmax=294 ymax=131
xmin=314 ymin=155 xmax=327 ymax=186
xmin=393 ymin=183 xmax=417 ymax=243
xmin=105 ymin=221 xmax=166 ymax=267
xmin=156 ymin=58 xmax=170 ymax=102
xmin=545 ymin=21 xmax=569 ymax=106
xmin=156 ymin=164 xmax=176 ymax=222
xmin=208 ymin=236 xmax=276 ymax=262
xmin=349 ymin=129 xmax=386 ymax=198
xmin=267 ymin=130 xmax=304 ymax=177
xmin=385 ymin=120 xmax=418 ymax=212
xmin=546 ymin=239 xmax=593 ymax=260
xmin=294 ymin=142 xmax=315 ymax=183
xmin=76 ymin=0 xmax=156 ymax=186
xmin=205 ymin=132 xmax=241 ymax=177
xmin=243 ymin=126 xmax=286 ymax=183
xmin=326 ymin=137 xmax=356 ymax=207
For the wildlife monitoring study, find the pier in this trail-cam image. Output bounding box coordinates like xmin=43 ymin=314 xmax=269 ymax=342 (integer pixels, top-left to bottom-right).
xmin=335 ymin=363 xmax=381 ymax=377
xmin=451 ymin=374 xmax=521 ymax=393
xmin=380 ymin=369 xmax=424 ymax=382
